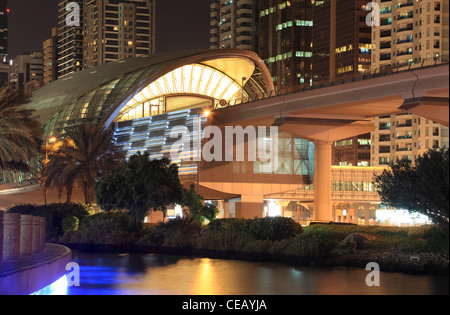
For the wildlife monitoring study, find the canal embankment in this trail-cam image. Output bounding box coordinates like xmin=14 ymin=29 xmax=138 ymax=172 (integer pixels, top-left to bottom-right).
xmin=55 ymin=213 xmax=449 ymax=276
xmin=0 ymin=211 xmax=72 ymax=295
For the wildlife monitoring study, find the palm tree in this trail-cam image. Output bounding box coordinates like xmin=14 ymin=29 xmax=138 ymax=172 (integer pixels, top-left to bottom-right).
xmin=0 ymin=87 xmax=42 ymax=173
xmin=40 ymin=121 xmax=125 ymax=205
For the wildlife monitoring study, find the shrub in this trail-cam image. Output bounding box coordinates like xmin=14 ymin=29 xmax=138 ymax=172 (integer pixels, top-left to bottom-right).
xmin=197 ymin=230 xmax=255 ymax=253
xmin=285 ymin=230 xmax=338 ymax=262
xmin=158 ymin=216 xmax=202 ymax=250
xmin=136 ymin=227 xmax=165 ymax=248
xmin=207 ymin=217 xmax=303 ymax=241
xmin=61 ymin=216 xmax=79 ymax=234
xmin=73 ymin=211 xmax=136 ymax=245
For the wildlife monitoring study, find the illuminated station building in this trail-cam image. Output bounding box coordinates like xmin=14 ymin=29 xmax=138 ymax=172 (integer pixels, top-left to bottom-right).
xmin=24 ymin=50 xmax=430 ymax=225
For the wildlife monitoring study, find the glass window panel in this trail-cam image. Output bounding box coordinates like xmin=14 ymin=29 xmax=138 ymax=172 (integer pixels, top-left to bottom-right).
xmin=183 ymin=65 xmax=192 ymax=93
xmin=214 ymin=77 xmax=232 ymax=99
xmin=191 ymin=65 xmax=203 ymax=94
xmin=206 ymin=72 xmax=222 ymax=97
xmin=199 ymin=68 xmax=213 ymax=95
xmin=173 ymin=68 xmax=182 ymax=93
xmin=141 ymin=88 xmax=152 ymax=99
xmin=164 ymin=74 xmax=174 ymax=94
xmin=148 ymin=83 xmax=159 ymax=96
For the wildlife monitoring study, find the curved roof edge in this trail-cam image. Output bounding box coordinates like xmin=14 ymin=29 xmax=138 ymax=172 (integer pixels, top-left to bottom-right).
xmin=100 ymin=49 xmax=275 ymax=127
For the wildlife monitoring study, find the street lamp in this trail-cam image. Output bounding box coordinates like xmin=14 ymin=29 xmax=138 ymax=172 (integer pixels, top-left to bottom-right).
xmin=44 ymin=136 xmax=57 ymax=205
xmin=197 ymin=110 xmax=211 ymax=195
xmin=45 ymin=137 xmax=57 ymax=161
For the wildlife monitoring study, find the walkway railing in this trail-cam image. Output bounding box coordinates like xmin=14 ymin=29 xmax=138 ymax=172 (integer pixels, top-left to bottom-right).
xmin=216 ymin=54 xmax=450 ymax=109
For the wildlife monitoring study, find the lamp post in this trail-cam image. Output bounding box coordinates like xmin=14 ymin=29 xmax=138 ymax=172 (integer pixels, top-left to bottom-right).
xmin=44 ymin=136 xmax=57 ymax=205
xmin=197 ymin=110 xmax=210 ymax=195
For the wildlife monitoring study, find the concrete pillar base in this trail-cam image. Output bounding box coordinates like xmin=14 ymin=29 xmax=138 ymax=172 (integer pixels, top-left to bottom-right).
xmin=3 ymin=213 xmax=21 ymax=259
xmin=0 ymin=211 xmax=4 ymax=262
xmin=20 ymin=215 xmax=33 ymax=256
xmin=39 ymin=217 xmax=46 ymax=252
xmin=32 ymin=216 xmax=41 ymax=254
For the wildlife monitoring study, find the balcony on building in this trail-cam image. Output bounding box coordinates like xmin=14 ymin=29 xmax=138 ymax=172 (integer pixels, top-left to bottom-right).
xmin=396 ymin=119 xmax=413 ymax=128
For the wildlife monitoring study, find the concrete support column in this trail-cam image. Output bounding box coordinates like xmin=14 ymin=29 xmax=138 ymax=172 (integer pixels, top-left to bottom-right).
xmin=0 ymin=211 xmax=4 ymax=262
xmin=39 ymin=217 xmax=46 ymax=251
xmin=3 ymin=213 xmax=21 ymax=259
xmin=223 ymin=201 xmax=230 ymax=219
xmin=32 ymin=216 xmax=41 ymax=254
xmin=20 ymin=215 xmax=33 ymax=256
xmin=236 ymin=195 xmax=264 ymax=219
xmin=364 ymin=205 xmax=371 ymax=226
xmin=314 ymin=141 xmax=333 ymax=221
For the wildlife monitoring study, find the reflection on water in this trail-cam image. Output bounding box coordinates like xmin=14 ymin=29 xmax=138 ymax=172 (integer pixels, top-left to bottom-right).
xmin=67 ymin=251 xmax=449 ymax=295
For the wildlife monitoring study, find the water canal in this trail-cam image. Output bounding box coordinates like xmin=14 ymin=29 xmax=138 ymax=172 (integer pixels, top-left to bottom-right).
xmin=49 ymin=251 xmax=450 ymax=295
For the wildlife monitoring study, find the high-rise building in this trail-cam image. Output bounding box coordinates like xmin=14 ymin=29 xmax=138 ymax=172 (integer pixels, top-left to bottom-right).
xmin=43 ymin=27 xmax=59 ymax=85
xmin=57 ymin=0 xmax=84 ymax=79
xmin=370 ymin=0 xmax=449 ymax=166
xmin=83 ymin=0 xmax=156 ymax=68
xmin=258 ymin=0 xmax=314 ymax=93
xmin=371 ymin=0 xmax=449 ymax=70
xmin=312 ymin=0 xmax=372 ymax=83
xmin=209 ymin=0 xmax=258 ymax=51
xmin=371 ymin=114 xmax=449 ymax=166
xmin=333 ymin=134 xmax=371 ymax=167
xmin=0 ymin=0 xmax=7 ymax=60
xmin=0 ymin=0 xmax=8 ymax=85
xmin=8 ymin=52 xmax=44 ymax=92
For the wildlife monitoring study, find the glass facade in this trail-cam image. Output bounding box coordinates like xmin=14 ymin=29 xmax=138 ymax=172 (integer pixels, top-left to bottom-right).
xmin=258 ymin=0 xmax=314 ymax=93
xmin=24 ymin=50 xmax=272 ymax=140
xmin=116 ymin=63 xmax=246 ymax=122
xmin=0 ymin=0 xmax=7 ymax=59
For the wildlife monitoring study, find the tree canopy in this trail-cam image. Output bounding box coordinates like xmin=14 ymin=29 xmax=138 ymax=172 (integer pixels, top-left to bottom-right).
xmin=40 ymin=122 xmax=124 ymax=204
xmin=94 ymin=152 xmax=183 ymax=225
xmin=373 ymin=147 xmax=449 ymax=233
xmin=0 ymin=87 xmax=42 ymax=172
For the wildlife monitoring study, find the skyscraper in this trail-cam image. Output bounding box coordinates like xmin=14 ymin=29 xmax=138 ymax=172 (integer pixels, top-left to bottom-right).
xmin=0 ymin=0 xmax=7 ymax=61
xmin=43 ymin=27 xmax=59 ymax=85
xmin=312 ymin=0 xmax=372 ymax=84
xmin=83 ymin=0 xmax=156 ymax=68
xmin=370 ymin=0 xmax=449 ymax=166
xmin=371 ymin=0 xmax=448 ymax=71
xmin=57 ymin=0 xmax=84 ymax=79
xmin=209 ymin=0 xmax=258 ymax=51
xmin=0 ymin=0 xmax=8 ymax=86
xmin=8 ymin=52 xmax=44 ymax=92
xmin=258 ymin=0 xmax=314 ymax=93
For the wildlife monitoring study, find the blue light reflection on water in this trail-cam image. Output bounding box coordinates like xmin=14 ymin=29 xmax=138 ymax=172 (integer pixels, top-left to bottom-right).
xmin=35 ymin=250 xmax=449 ymax=295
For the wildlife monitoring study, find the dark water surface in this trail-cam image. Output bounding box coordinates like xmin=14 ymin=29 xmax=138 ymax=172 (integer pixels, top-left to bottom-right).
xmin=66 ymin=251 xmax=449 ymax=295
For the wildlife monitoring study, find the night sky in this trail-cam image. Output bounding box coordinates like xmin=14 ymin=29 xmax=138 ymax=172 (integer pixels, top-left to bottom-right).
xmin=8 ymin=0 xmax=211 ymax=59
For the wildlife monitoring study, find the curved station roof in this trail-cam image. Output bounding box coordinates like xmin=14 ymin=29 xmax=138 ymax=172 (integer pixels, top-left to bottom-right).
xmin=25 ymin=49 xmax=275 ymax=138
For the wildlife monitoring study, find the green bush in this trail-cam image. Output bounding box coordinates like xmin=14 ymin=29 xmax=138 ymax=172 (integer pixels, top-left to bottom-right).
xmin=158 ymin=216 xmax=202 ymax=250
xmin=285 ymin=230 xmax=338 ymax=262
xmin=136 ymin=227 xmax=165 ymax=248
xmin=197 ymin=230 xmax=254 ymax=252
xmin=207 ymin=217 xmax=303 ymax=241
xmin=72 ymin=211 xmax=136 ymax=245
xmin=61 ymin=216 xmax=79 ymax=234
